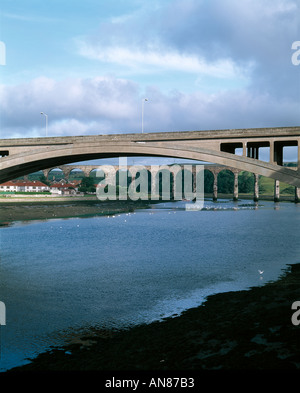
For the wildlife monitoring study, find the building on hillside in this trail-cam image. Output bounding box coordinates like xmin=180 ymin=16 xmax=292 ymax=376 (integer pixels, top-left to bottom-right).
xmin=49 ymin=182 xmax=79 ymax=195
xmin=0 ymin=180 xmax=50 ymax=192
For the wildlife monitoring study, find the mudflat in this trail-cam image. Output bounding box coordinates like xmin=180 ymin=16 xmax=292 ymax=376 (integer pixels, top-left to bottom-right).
xmin=0 ymin=199 xmax=153 ymax=224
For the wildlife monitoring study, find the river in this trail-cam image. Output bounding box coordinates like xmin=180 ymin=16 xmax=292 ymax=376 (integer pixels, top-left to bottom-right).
xmin=0 ymin=199 xmax=300 ymax=371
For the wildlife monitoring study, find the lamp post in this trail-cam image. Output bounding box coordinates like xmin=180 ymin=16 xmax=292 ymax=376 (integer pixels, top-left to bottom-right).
xmin=142 ymin=98 xmax=148 ymax=133
xmin=40 ymin=112 xmax=48 ymax=137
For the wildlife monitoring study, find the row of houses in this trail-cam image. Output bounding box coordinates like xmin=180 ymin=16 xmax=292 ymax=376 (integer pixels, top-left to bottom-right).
xmin=0 ymin=179 xmax=82 ymax=195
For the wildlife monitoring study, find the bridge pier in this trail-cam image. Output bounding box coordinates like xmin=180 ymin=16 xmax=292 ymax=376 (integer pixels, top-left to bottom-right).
xmin=254 ymin=174 xmax=259 ymax=202
xmin=274 ymin=180 xmax=280 ymax=202
xmin=213 ymin=172 xmax=218 ymax=201
xmin=42 ymin=169 xmax=49 ymax=179
xmin=233 ymin=171 xmax=239 ymax=201
xmin=62 ymin=167 xmax=72 ymax=181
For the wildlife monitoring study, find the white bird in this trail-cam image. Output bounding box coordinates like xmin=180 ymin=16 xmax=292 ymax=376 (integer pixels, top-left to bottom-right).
xmin=258 ymin=270 xmax=264 ymax=275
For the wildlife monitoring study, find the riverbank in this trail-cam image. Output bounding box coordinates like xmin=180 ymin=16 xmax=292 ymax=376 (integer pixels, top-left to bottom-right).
xmin=8 ymin=263 xmax=300 ymax=372
xmin=0 ymin=199 xmax=155 ymax=224
xmin=0 ymin=194 xmax=298 ymax=224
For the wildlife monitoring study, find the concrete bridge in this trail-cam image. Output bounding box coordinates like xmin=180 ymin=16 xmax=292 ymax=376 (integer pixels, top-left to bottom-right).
xmin=1 ymin=126 xmax=300 ymax=192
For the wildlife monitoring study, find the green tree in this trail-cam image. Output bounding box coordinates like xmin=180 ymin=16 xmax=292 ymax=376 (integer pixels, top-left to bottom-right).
xmin=204 ymin=170 xmax=214 ymax=193
xmin=218 ymin=170 xmax=234 ymax=193
xmin=39 ymin=174 xmax=50 ymax=186
xmin=79 ymin=176 xmax=96 ymax=193
xmin=238 ymin=172 xmax=254 ymax=193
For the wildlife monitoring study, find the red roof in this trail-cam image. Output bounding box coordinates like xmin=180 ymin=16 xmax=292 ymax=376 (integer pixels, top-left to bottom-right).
xmin=0 ymin=181 xmax=16 ymax=187
xmin=0 ymin=180 xmax=48 ymax=187
xmin=50 ymin=183 xmax=76 ymax=189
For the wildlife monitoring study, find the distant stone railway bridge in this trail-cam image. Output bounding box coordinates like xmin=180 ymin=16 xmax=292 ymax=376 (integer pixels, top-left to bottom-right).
xmin=31 ymin=162 xmax=297 ymax=202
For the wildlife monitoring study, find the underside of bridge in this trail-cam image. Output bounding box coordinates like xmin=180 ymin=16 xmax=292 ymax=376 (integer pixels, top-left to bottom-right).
xmin=0 ymin=143 xmax=300 ymax=188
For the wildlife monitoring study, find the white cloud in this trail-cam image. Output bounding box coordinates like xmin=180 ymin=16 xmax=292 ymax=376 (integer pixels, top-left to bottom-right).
xmin=1 ymin=74 xmax=298 ymax=140
xmin=1 ymin=0 xmax=298 ymax=139
xmin=0 ymin=75 xmax=141 ymax=138
xmin=78 ymin=40 xmax=253 ymax=80
xmin=75 ymin=0 xmax=297 ymax=100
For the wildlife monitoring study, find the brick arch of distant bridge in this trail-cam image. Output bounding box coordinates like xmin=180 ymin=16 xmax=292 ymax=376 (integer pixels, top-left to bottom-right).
xmin=42 ymin=164 xmax=297 ymax=202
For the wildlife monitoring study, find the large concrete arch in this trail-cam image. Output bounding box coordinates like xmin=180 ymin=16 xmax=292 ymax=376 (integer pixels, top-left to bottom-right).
xmin=1 ymin=140 xmax=299 ymax=187
xmin=1 ymin=126 xmax=300 ymax=188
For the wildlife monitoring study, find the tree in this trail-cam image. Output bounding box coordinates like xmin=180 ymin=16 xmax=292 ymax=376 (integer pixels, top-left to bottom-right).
xmin=218 ymin=170 xmax=234 ymax=193
xmin=79 ymin=176 xmax=96 ymax=193
xmin=39 ymin=174 xmax=50 ymax=186
xmin=204 ymin=170 xmax=214 ymax=193
xmin=238 ymin=172 xmax=254 ymax=193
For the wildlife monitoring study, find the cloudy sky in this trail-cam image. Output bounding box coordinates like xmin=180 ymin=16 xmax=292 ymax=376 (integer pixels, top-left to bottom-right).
xmin=0 ymin=0 xmax=299 ymax=143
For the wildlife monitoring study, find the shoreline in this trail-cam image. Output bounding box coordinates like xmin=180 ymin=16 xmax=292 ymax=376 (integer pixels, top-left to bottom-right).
xmin=0 ymin=199 xmax=156 ymax=224
xmin=0 ymin=194 xmax=297 ymax=225
xmin=8 ymin=263 xmax=300 ymax=371
xmin=0 ymin=192 xmax=297 ymax=203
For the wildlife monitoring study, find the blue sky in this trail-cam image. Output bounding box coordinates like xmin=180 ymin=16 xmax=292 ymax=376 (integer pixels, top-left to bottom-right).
xmin=0 ymin=0 xmax=299 ymax=147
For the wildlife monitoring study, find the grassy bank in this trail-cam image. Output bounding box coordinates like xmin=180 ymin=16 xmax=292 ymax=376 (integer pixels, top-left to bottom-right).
xmin=8 ymin=263 xmax=300 ymax=372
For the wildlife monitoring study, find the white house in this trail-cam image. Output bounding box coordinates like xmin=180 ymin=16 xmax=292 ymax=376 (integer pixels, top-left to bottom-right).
xmin=50 ymin=182 xmax=79 ymax=195
xmin=0 ymin=180 xmax=50 ymax=192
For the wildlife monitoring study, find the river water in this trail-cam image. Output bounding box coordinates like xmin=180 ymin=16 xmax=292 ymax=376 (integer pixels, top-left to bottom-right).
xmin=0 ymin=199 xmax=300 ymax=371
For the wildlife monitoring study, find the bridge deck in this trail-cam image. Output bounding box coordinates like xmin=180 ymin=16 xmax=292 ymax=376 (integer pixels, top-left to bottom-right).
xmin=0 ymin=126 xmax=300 ymax=146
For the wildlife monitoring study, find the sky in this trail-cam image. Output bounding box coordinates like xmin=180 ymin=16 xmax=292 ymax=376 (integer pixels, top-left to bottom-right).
xmin=0 ymin=0 xmax=299 ymax=164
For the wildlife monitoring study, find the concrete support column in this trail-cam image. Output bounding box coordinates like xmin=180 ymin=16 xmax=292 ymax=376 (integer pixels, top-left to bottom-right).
xmin=295 ymin=187 xmax=300 ymax=203
xmin=213 ymin=172 xmax=218 ymax=201
xmin=274 ymin=143 xmax=283 ymax=166
xmin=270 ymin=141 xmax=274 ymax=164
xmin=233 ymin=172 xmax=239 ymax=201
xmin=243 ymin=142 xmax=247 ymax=157
xmin=254 ymin=174 xmax=259 ymax=202
xmin=274 ymin=180 xmax=280 ymax=202
xmin=247 ymin=146 xmax=259 ymax=159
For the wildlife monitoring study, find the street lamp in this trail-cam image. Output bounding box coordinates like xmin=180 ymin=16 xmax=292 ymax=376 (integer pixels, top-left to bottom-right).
xmin=142 ymin=98 xmax=148 ymax=133
xmin=40 ymin=112 xmax=48 ymax=137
